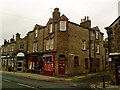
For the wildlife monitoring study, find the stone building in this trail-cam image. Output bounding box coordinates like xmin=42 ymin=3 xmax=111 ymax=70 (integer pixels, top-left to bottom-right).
xmin=26 ymin=24 xmax=44 ymax=73
xmin=105 ymin=16 xmax=120 ymax=84
xmin=1 ymin=33 xmax=27 ymax=72
xmin=38 ymin=8 xmax=104 ymax=76
xmin=1 ymin=8 xmax=105 ymax=76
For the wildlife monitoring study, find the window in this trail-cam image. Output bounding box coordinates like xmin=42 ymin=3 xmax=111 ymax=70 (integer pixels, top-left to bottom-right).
xmin=11 ymin=46 xmax=14 ymax=51
xmin=91 ymin=31 xmax=94 ymax=37
xmin=44 ymin=57 xmax=53 ymax=63
xmin=82 ymin=40 xmax=86 ymax=50
xmin=60 ymin=21 xmax=66 ymax=31
xmin=95 ymin=31 xmax=99 ymax=39
xmin=96 ymin=44 xmax=100 ymax=54
xmin=19 ymin=44 xmax=24 ymax=50
xmin=46 ymin=40 xmax=50 ymax=50
xmin=74 ymin=56 xmax=79 ymax=66
xmin=50 ymin=39 xmax=54 ymax=50
xmin=35 ymin=29 xmax=38 ymax=38
xmin=49 ymin=24 xmax=53 ymax=33
xmin=59 ymin=55 xmax=65 ymax=60
xmin=33 ymin=42 xmax=38 ymax=52
xmin=91 ymin=43 xmax=94 ymax=50
xmin=85 ymin=58 xmax=88 ymax=69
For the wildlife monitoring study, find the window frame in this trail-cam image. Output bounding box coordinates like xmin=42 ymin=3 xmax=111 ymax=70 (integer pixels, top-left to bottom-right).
xmin=35 ymin=29 xmax=38 ymax=38
xmin=60 ymin=21 xmax=67 ymax=31
xmin=49 ymin=24 xmax=53 ymax=33
xmin=19 ymin=43 xmax=24 ymax=50
xmin=95 ymin=30 xmax=99 ymax=39
xmin=74 ymin=56 xmax=79 ymax=66
xmin=82 ymin=40 xmax=86 ymax=50
xmin=85 ymin=58 xmax=88 ymax=69
xmin=96 ymin=44 xmax=100 ymax=54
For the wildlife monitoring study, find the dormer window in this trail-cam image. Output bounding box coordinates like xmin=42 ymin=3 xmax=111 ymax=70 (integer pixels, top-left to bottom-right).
xmin=60 ymin=21 xmax=66 ymax=31
xmin=49 ymin=24 xmax=53 ymax=33
xmin=95 ymin=30 xmax=99 ymax=39
xmin=35 ymin=29 xmax=38 ymax=38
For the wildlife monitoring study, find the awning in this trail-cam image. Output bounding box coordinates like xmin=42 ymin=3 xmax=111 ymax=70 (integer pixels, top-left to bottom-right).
xmin=17 ymin=52 xmax=25 ymax=57
xmin=109 ymin=53 xmax=120 ymax=56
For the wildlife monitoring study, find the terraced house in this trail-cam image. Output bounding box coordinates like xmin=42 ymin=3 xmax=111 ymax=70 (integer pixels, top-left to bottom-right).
xmin=1 ymin=8 xmax=105 ymax=76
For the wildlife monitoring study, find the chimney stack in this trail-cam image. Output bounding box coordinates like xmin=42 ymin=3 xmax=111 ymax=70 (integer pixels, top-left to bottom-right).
xmin=53 ymin=8 xmax=60 ymax=22
xmin=80 ymin=16 xmax=91 ymax=28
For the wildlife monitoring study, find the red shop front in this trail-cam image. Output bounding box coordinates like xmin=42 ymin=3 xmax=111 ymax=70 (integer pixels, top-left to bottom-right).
xmin=42 ymin=52 xmax=55 ymax=76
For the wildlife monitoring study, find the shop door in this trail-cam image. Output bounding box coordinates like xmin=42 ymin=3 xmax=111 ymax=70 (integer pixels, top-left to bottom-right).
xmin=17 ymin=61 xmax=23 ymax=72
xmin=59 ymin=60 xmax=65 ymax=75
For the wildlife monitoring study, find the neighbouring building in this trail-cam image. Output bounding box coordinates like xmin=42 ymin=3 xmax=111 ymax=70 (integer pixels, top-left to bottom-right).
xmin=1 ymin=8 xmax=105 ymax=76
xmin=1 ymin=33 xmax=27 ymax=72
xmin=105 ymin=16 xmax=120 ymax=84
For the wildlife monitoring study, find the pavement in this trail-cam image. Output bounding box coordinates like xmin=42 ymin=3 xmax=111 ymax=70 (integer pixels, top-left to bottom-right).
xmin=1 ymin=70 xmax=109 ymax=82
xmin=96 ymin=81 xmax=120 ymax=89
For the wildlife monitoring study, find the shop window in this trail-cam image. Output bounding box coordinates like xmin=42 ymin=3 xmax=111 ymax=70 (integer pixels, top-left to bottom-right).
xmin=44 ymin=57 xmax=53 ymax=63
xmin=49 ymin=24 xmax=53 ymax=33
xmin=60 ymin=21 xmax=66 ymax=31
xmin=85 ymin=58 xmax=88 ymax=69
xmin=74 ymin=56 xmax=79 ymax=66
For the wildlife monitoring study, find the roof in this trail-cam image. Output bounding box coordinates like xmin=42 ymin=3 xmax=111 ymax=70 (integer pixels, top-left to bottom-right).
xmin=68 ymin=21 xmax=93 ymax=31
xmin=105 ymin=16 xmax=120 ymax=30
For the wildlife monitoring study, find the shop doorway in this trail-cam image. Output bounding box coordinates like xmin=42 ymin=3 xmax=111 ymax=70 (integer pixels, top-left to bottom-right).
xmin=17 ymin=61 xmax=23 ymax=72
xmin=58 ymin=55 xmax=66 ymax=75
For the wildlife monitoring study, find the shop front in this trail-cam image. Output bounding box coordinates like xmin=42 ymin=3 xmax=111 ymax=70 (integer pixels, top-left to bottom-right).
xmin=16 ymin=52 xmax=25 ymax=72
xmin=42 ymin=52 xmax=56 ymax=76
xmin=27 ymin=53 xmax=42 ymax=74
xmin=110 ymin=53 xmax=120 ymax=85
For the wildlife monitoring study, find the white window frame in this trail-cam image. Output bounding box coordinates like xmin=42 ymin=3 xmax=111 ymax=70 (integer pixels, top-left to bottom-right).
xmin=46 ymin=40 xmax=50 ymax=50
xmin=49 ymin=24 xmax=53 ymax=33
xmin=50 ymin=39 xmax=54 ymax=50
xmin=96 ymin=44 xmax=100 ymax=54
xmin=33 ymin=43 xmax=35 ymax=52
xmin=60 ymin=21 xmax=66 ymax=31
xmin=35 ymin=29 xmax=38 ymax=38
xmin=96 ymin=31 xmax=99 ymax=39
xmin=11 ymin=45 xmax=14 ymax=51
xmin=35 ymin=42 xmax=38 ymax=52
xmin=82 ymin=41 xmax=86 ymax=50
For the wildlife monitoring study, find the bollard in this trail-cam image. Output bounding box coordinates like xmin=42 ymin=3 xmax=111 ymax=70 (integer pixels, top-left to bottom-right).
xmin=102 ymin=76 xmax=105 ymax=88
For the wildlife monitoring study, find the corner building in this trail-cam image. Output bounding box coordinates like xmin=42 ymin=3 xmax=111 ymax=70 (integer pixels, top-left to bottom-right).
xmin=36 ymin=8 xmax=105 ymax=76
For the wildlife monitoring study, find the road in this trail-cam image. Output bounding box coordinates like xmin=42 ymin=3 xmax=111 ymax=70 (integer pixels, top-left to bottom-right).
xmin=2 ymin=72 xmax=111 ymax=90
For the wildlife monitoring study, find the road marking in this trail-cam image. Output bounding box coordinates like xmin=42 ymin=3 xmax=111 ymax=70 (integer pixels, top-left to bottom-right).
xmin=3 ymin=79 xmax=10 ymax=82
xmin=17 ymin=83 xmax=35 ymax=88
xmin=91 ymin=84 xmax=96 ymax=88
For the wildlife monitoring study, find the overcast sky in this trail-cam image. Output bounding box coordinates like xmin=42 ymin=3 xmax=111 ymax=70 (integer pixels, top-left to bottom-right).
xmin=0 ymin=0 xmax=119 ymax=45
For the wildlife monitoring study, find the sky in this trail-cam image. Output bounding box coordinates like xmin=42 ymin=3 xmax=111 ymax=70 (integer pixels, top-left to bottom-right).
xmin=0 ymin=0 xmax=119 ymax=45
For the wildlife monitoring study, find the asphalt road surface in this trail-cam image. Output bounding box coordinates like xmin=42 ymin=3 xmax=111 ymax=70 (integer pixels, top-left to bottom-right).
xmin=2 ymin=72 xmax=111 ymax=90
